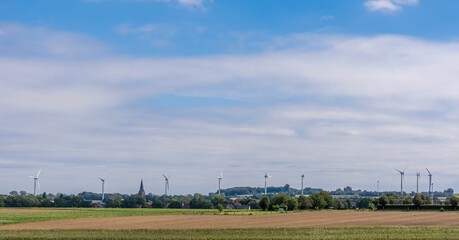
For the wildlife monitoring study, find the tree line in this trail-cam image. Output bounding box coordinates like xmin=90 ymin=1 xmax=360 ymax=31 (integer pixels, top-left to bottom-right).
xmin=1 ymin=190 xmax=458 ymax=210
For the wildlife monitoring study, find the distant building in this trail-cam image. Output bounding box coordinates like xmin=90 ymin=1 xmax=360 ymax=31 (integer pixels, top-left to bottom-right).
xmin=90 ymin=200 xmax=105 ymax=208
xmin=138 ymin=179 xmax=145 ymax=198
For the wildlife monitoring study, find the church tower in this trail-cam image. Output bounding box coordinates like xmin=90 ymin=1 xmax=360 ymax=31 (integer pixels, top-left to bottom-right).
xmin=138 ymin=179 xmax=145 ymax=197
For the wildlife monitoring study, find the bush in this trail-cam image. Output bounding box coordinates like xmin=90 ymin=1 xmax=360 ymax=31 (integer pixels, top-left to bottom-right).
xmin=356 ymin=198 xmax=373 ymax=209
xmin=310 ymin=191 xmax=333 ymax=209
xmin=270 ymin=194 xmax=289 ymax=208
xmin=217 ymin=204 xmax=224 ymax=213
xmin=298 ymin=195 xmax=312 ymax=210
xmin=286 ymin=197 xmax=298 ymax=211
xmin=310 ymin=194 xmax=327 ymax=209
xmin=259 ymin=196 xmax=269 ymax=211
xmin=449 ymin=196 xmax=459 ymax=208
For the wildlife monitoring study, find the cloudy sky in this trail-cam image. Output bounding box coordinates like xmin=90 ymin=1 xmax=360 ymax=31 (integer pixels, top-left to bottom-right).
xmin=1 ymin=0 xmax=459 ymax=195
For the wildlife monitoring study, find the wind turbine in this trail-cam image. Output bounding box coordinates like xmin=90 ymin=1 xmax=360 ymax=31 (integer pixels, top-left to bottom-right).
xmin=377 ymin=180 xmax=380 ymax=196
xmin=300 ymin=173 xmax=305 ymax=195
xmin=28 ymin=169 xmax=41 ymax=196
xmin=416 ymin=172 xmax=420 ymax=194
xmin=426 ymin=168 xmax=432 ymax=197
xmin=395 ymin=169 xmax=405 ymax=198
xmin=99 ymin=177 xmax=105 ymax=201
xmin=264 ymin=171 xmax=272 ymax=195
xmin=163 ymin=174 xmax=169 ymax=196
xmin=217 ymin=172 xmax=223 ymax=195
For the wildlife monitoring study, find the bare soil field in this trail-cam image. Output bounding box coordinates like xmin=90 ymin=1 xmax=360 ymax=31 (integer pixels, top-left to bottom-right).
xmin=2 ymin=211 xmax=459 ymax=230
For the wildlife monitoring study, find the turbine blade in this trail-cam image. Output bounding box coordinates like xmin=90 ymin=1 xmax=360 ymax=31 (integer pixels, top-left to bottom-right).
xmin=37 ymin=169 xmax=41 ymax=178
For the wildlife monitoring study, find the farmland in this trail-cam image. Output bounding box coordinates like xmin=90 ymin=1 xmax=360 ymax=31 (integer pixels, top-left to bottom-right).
xmin=2 ymin=209 xmax=459 ymax=239
xmin=1 ymin=227 xmax=459 ymax=240
xmin=0 ymin=208 xmax=268 ymax=225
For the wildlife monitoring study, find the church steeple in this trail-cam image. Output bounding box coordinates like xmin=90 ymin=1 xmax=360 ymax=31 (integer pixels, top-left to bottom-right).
xmin=138 ymin=179 xmax=145 ymax=197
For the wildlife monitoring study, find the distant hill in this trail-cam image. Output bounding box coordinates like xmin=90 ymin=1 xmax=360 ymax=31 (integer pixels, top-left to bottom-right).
xmin=220 ymin=184 xmax=322 ymax=196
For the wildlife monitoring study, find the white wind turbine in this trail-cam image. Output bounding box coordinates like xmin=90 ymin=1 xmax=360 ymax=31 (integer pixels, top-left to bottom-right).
xmin=99 ymin=177 xmax=105 ymax=201
xmin=300 ymin=173 xmax=305 ymax=195
xmin=416 ymin=171 xmax=420 ymax=194
xmin=264 ymin=171 xmax=272 ymax=195
xmin=29 ymin=169 xmax=41 ymax=196
xmin=395 ymin=169 xmax=405 ymax=198
xmin=163 ymin=174 xmax=170 ymax=196
xmin=426 ymin=168 xmax=433 ymax=198
xmin=217 ymin=172 xmax=223 ymax=195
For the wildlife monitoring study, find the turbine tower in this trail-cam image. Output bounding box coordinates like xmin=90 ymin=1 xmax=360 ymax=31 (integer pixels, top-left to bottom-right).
xmin=163 ymin=174 xmax=169 ymax=196
xmin=426 ymin=168 xmax=432 ymax=197
xmin=28 ymin=169 xmax=41 ymax=196
xmin=300 ymin=173 xmax=305 ymax=195
xmin=377 ymin=180 xmax=380 ymax=196
xmin=217 ymin=172 xmax=223 ymax=195
xmin=264 ymin=171 xmax=272 ymax=195
xmin=396 ymin=169 xmax=405 ymax=198
xmin=99 ymin=178 xmax=105 ymax=201
xmin=416 ymin=172 xmax=420 ymax=194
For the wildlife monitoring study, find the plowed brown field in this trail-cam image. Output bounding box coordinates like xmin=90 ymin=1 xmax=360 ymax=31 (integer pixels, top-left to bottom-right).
xmin=2 ymin=211 xmax=459 ymax=230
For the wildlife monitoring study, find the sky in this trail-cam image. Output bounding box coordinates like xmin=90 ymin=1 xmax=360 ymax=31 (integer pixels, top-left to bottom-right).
xmin=1 ymin=0 xmax=459 ymax=195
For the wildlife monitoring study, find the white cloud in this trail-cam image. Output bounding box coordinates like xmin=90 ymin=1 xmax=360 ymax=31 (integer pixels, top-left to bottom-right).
xmin=85 ymin=0 xmax=209 ymax=9
xmin=364 ymin=0 xmax=419 ymax=13
xmin=178 ymin=0 xmax=204 ymax=7
xmin=2 ymin=23 xmax=459 ymax=194
xmin=320 ymin=15 xmax=335 ymax=21
xmin=117 ymin=24 xmax=157 ymax=34
xmin=0 ymin=23 xmax=107 ymax=57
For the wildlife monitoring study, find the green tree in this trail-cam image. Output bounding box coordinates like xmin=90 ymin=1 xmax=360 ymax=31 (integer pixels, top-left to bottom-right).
xmin=122 ymin=195 xmax=146 ymax=208
xmin=310 ymin=191 xmax=333 ymax=209
xmin=379 ymin=195 xmax=389 ymax=210
xmin=298 ymin=195 xmax=312 ymax=210
xmin=217 ymin=204 xmax=224 ymax=213
xmin=189 ymin=194 xmax=212 ymax=209
xmin=168 ymin=200 xmax=182 ymax=208
xmin=412 ymin=194 xmax=423 ymax=209
xmin=248 ymin=199 xmax=259 ymax=209
xmin=106 ymin=196 xmax=122 ymax=208
xmin=310 ymin=193 xmax=327 ymax=209
xmin=270 ymin=193 xmax=289 ymax=207
xmin=403 ymin=196 xmax=412 ymax=204
xmin=286 ymin=197 xmax=298 ymax=211
xmin=357 ymin=198 xmax=373 ymax=209
xmin=211 ymin=195 xmax=225 ymax=208
xmin=320 ymin=191 xmax=334 ymax=207
xmin=259 ymin=196 xmax=270 ymax=211
xmin=334 ymin=199 xmax=346 ymax=209
xmin=449 ymin=196 xmax=459 ymax=209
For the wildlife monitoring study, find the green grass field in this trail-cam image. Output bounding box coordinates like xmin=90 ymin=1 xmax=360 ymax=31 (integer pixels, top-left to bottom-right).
xmin=0 ymin=208 xmax=268 ymax=225
xmin=1 ymin=227 xmax=459 ymax=240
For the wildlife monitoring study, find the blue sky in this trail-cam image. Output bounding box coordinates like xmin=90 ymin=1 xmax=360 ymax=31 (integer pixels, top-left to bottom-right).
xmin=1 ymin=0 xmax=459 ymax=195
